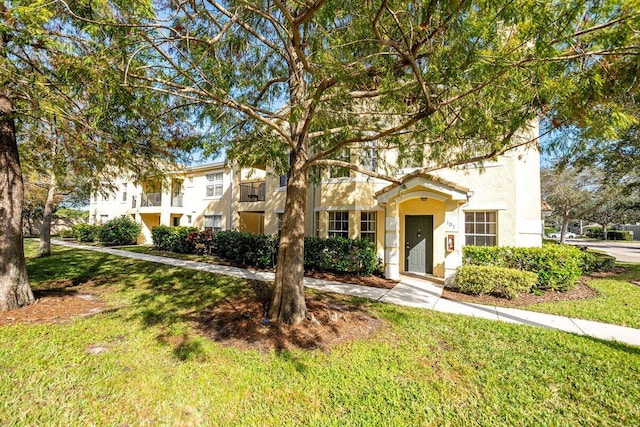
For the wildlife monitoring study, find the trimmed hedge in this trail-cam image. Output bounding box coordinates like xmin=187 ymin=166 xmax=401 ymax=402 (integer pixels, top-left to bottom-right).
xmin=71 ymin=224 xmax=102 ymax=242
xmin=304 ymin=236 xmax=379 ymax=275
xmin=98 ymin=216 xmax=141 ymax=245
xmin=454 ymin=265 xmax=537 ymax=299
xmin=606 ymin=230 xmax=633 ymax=241
xmin=151 ymin=225 xmax=199 ymax=253
xmin=179 ymin=229 xmax=379 ymax=275
xmin=463 ymin=245 xmax=583 ymax=291
xmin=581 ymin=251 xmax=616 ymax=273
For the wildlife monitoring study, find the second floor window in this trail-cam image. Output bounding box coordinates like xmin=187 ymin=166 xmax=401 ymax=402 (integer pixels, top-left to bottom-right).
xmin=329 ymin=148 xmax=351 ymax=178
xmin=122 ymin=183 xmax=127 ymax=202
xmin=204 ymin=214 xmax=222 ymax=232
xmin=205 ymin=173 xmax=223 ymax=197
xmin=328 ymin=211 xmax=349 ymax=238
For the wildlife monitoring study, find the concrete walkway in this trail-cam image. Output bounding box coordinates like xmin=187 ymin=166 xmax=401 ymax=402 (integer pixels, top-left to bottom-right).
xmin=53 ymin=240 xmax=640 ymax=347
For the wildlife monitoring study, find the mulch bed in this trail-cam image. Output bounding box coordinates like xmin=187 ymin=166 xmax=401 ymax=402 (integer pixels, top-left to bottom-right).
xmin=194 ymin=285 xmax=385 ymax=352
xmin=442 ymin=278 xmax=599 ymax=308
xmin=0 ymin=288 xmax=106 ymax=326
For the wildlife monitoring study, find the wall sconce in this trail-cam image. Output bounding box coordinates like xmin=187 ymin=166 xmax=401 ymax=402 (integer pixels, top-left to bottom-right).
xmin=420 ymin=197 xmax=428 ymax=202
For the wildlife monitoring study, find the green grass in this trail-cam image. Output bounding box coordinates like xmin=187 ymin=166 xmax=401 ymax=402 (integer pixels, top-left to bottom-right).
xmin=1 ymin=240 xmax=639 ymax=425
xmin=524 ymin=263 xmax=640 ymax=329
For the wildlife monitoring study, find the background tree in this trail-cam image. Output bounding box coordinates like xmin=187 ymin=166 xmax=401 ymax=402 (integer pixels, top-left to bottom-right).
xmin=541 ymin=164 xmax=620 ymax=242
xmin=68 ymin=0 xmax=640 ymax=323
xmin=0 ymin=1 xmax=203 ymax=310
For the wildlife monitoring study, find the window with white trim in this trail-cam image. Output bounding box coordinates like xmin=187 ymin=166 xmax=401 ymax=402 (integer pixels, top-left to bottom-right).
xmin=205 ymin=173 xmax=223 ymax=197
xmin=122 ymin=183 xmax=127 ymax=202
xmin=465 ymin=211 xmax=497 ymax=246
xmin=360 ymin=212 xmax=376 ymax=243
xmin=204 ymin=214 xmax=223 ymax=232
xmin=100 ymin=214 xmax=108 ymax=224
xmin=328 ymin=211 xmax=349 ymax=238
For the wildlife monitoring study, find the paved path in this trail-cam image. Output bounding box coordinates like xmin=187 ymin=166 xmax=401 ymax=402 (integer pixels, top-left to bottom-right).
xmin=53 ymin=240 xmax=640 ymax=347
xmin=567 ymin=240 xmax=640 ymax=263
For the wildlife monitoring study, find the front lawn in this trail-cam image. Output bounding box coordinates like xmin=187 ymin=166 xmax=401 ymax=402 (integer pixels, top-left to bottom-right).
xmin=0 ymin=241 xmax=638 ymax=425
xmin=525 ymin=263 xmax=640 ymax=329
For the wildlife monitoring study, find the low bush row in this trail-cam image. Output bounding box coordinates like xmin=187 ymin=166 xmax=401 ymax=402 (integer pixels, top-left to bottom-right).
xmin=453 ymin=265 xmax=537 ymax=299
xmin=151 ymin=225 xmax=199 ymax=253
xmin=152 ymin=228 xmax=380 ymax=275
xmin=585 ymin=227 xmax=634 ymax=241
xmin=463 ymin=244 xmax=584 ymax=291
xmin=70 ymin=217 xmax=141 ymax=245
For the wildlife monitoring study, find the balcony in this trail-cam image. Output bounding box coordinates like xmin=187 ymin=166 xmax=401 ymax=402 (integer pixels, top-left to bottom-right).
xmin=141 ymin=192 xmax=162 ymax=207
xmin=172 ymin=193 xmax=184 ymax=207
xmin=239 ymin=182 xmax=266 ymax=202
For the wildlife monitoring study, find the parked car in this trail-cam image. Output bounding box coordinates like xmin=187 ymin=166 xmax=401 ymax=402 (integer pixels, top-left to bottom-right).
xmin=547 ymin=232 xmax=576 ymax=239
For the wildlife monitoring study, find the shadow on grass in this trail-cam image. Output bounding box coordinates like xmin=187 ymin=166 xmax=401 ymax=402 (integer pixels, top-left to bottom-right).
xmin=26 ymin=244 xmax=383 ymax=360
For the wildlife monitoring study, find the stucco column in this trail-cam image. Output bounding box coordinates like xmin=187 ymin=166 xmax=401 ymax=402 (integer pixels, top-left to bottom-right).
xmin=384 ymin=201 xmax=400 ymax=280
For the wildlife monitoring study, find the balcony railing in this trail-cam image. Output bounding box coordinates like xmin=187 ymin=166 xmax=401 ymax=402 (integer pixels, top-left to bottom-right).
xmin=239 ymin=182 xmax=266 ymax=202
xmin=141 ymin=192 xmax=162 ymax=207
xmin=172 ymin=193 xmax=184 ymax=207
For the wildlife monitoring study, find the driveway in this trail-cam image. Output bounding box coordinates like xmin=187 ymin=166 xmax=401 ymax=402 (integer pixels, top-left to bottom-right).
xmin=568 ymin=240 xmax=640 ymax=263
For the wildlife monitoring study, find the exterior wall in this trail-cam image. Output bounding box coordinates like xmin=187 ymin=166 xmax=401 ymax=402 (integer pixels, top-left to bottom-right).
xmin=90 ymin=127 xmax=542 ymax=279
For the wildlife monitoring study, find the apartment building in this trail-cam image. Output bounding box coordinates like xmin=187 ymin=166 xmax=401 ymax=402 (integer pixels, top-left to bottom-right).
xmin=90 ymin=131 xmax=542 ymax=281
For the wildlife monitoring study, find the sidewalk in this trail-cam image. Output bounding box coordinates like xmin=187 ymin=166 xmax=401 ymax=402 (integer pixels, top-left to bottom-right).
xmin=53 ymin=240 xmax=640 ymax=347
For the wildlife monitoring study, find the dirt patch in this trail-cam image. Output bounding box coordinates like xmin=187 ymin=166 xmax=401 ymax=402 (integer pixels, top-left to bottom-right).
xmin=194 ymin=282 xmax=385 ymax=352
xmin=443 ymin=279 xmax=599 ymax=308
xmin=0 ymin=289 xmax=106 ymax=326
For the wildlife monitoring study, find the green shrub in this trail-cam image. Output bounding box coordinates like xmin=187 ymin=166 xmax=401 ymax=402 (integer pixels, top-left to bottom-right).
xmin=71 ymin=223 xmax=102 ymax=242
xmin=59 ymin=228 xmax=74 ymax=238
xmin=585 ymin=226 xmax=604 ymax=239
xmin=453 ymin=265 xmax=537 ymax=299
xmin=151 ymin=225 xmax=172 ymax=250
xmin=98 ymin=216 xmax=141 ymax=245
xmin=152 ymin=226 xmax=199 ymax=253
xmin=581 ymin=251 xmax=616 ymax=273
xmin=304 ymin=236 xmax=378 ymax=275
xmin=606 ymin=230 xmax=633 ymax=241
xmin=463 ymin=245 xmax=583 ymax=291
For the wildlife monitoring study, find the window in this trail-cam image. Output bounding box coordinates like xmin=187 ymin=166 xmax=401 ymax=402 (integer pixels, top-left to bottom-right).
xmin=205 ymin=173 xmax=223 ymax=197
xmin=279 ymin=174 xmax=288 ymax=187
xmin=204 ymin=214 xmax=223 ymax=232
xmin=277 ymin=213 xmax=284 ymax=235
xmin=187 ymin=215 xmax=192 ymax=224
xmin=315 ymin=212 xmax=320 ymax=237
xmin=360 ymin=212 xmax=376 ymax=242
xmin=122 ymin=183 xmax=127 ymax=202
xmin=328 ymin=211 xmax=349 ymax=238
xmin=465 ymin=211 xmax=497 ymax=246
xmin=361 ymin=141 xmax=378 ymax=172
xmin=100 ymin=214 xmax=108 ymax=224
xmin=329 ymin=148 xmax=351 ymax=178
xmin=93 ymin=192 xmax=98 ymax=202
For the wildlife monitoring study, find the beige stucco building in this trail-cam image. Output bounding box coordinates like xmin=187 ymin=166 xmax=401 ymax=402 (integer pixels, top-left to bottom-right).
xmin=90 ymin=132 xmax=542 ymax=281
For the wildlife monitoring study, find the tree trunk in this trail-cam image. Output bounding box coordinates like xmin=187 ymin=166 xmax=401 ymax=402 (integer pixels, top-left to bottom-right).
xmin=600 ymin=223 xmax=607 ymax=241
xmin=0 ymin=93 xmax=35 ymax=311
xmin=560 ymin=215 xmax=570 ymax=244
xmin=37 ymin=176 xmax=56 ymax=257
xmin=268 ymin=148 xmax=308 ymax=324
